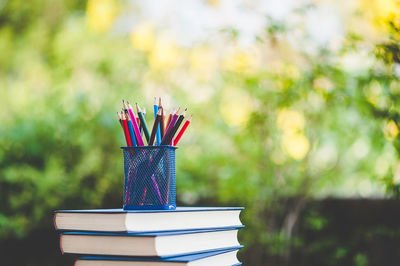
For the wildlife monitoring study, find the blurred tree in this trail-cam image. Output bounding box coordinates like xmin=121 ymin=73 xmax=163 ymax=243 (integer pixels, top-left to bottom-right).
xmin=1 ymin=0 xmax=400 ymax=265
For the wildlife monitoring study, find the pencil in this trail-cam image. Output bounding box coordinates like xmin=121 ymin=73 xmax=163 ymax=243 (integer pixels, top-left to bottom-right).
xmin=118 ymin=112 xmax=122 ymax=126
xmin=159 ymin=98 xmax=165 ymax=138
xmin=126 ymin=100 xmax=144 ymax=146
xmin=149 ymin=108 xmax=162 ymax=146
xmin=161 ymin=107 xmax=180 ymax=145
xmin=165 ymin=111 xmax=172 ymax=133
xmin=165 ymin=108 xmax=186 ymax=145
xmin=137 ymin=117 xmax=141 ymax=136
xmin=154 ymin=97 xmax=162 ymax=145
xmin=173 ymin=114 xmax=192 ymax=146
xmin=136 ymin=103 xmax=151 ymax=144
xmin=125 ymin=112 xmax=137 ymax=146
xmin=139 ymin=107 xmax=146 ymax=137
xmin=120 ymin=110 xmax=133 ymax=146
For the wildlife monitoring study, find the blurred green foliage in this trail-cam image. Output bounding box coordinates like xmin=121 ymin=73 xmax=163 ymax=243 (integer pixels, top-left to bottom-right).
xmin=1 ymin=0 xmax=400 ymax=264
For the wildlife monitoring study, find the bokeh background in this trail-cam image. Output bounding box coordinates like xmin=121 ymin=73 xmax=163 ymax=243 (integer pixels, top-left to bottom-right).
xmin=2 ymin=0 xmax=400 ymax=265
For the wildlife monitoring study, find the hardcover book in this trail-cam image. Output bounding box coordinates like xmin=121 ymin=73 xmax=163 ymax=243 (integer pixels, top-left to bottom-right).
xmin=74 ymin=247 xmax=243 ymax=266
xmin=60 ymin=227 xmax=243 ymax=257
xmin=54 ymin=207 xmax=243 ymax=232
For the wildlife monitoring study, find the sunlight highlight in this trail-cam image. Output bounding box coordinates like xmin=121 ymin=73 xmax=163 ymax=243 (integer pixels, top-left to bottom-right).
xmin=220 ymin=88 xmax=254 ymax=127
xmin=86 ymin=0 xmax=118 ymax=33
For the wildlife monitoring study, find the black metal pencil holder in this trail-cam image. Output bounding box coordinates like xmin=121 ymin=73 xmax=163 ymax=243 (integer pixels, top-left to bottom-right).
xmin=121 ymin=146 xmax=177 ymax=210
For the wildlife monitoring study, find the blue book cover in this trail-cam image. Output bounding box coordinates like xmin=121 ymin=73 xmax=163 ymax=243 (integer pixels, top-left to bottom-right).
xmin=75 ymin=246 xmax=243 ymax=265
xmin=62 ymin=226 xmax=244 ymax=237
xmin=78 ymin=246 xmax=243 ymax=261
xmin=55 ymin=206 xmax=244 ymax=214
xmin=60 ymin=227 xmax=243 ymax=258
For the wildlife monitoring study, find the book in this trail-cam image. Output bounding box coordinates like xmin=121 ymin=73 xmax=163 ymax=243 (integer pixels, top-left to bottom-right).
xmin=74 ymin=247 xmax=243 ymax=266
xmin=54 ymin=207 xmax=243 ymax=232
xmin=60 ymin=227 xmax=243 ymax=257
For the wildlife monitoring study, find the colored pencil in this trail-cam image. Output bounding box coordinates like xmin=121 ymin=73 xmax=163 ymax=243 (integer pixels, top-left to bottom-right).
xmin=125 ymin=112 xmax=137 ymax=146
xmin=149 ymin=108 xmax=162 ymax=146
xmin=173 ymin=114 xmax=192 ymax=146
xmin=154 ymin=97 xmax=162 ymax=145
xmin=150 ymin=174 xmax=163 ymax=204
xmin=166 ymin=108 xmax=186 ymax=145
xmin=139 ymin=107 xmax=146 ymax=137
xmin=137 ymin=117 xmax=141 ymax=136
xmin=126 ymin=100 xmax=144 ymax=146
xmin=165 ymin=111 xmax=172 ymax=133
xmin=136 ymin=103 xmax=151 ymax=144
xmin=159 ymin=98 xmax=165 ymax=138
xmin=162 ymin=108 xmax=175 ymax=143
xmin=121 ymin=111 xmax=132 ymax=146
xmin=161 ymin=107 xmax=180 ymax=145
xmin=118 ymin=99 xmax=192 ymax=147
xmin=118 ymin=112 xmax=122 ymax=126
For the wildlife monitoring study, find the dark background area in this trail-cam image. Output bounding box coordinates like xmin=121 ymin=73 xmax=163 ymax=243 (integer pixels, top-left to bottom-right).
xmin=2 ymin=199 xmax=400 ymax=266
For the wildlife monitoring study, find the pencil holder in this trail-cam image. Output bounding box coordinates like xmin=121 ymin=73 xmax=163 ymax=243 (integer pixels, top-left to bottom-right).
xmin=121 ymin=146 xmax=177 ymax=210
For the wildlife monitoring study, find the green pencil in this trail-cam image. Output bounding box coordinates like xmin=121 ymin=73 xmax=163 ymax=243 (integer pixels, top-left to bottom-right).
xmin=136 ymin=103 xmax=151 ymax=144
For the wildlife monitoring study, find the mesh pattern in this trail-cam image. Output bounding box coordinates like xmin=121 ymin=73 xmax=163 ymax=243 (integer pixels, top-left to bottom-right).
xmin=122 ymin=146 xmax=176 ymax=210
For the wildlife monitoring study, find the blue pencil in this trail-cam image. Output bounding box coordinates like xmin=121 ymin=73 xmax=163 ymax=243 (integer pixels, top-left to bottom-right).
xmin=126 ymin=114 xmax=137 ymax=146
xmin=154 ymin=97 xmax=162 ymax=145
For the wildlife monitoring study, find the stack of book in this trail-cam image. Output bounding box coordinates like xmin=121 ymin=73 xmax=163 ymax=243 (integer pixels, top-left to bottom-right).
xmin=54 ymin=207 xmax=244 ymax=265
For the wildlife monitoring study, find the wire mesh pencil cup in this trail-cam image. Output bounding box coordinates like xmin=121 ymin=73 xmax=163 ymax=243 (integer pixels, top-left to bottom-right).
xmin=121 ymin=146 xmax=177 ymax=210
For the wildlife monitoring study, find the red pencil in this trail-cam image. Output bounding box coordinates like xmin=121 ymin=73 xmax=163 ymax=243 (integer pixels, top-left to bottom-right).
xmin=121 ymin=111 xmax=133 ymax=146
xmin=173 ymin=114 xmax=192 ymax=146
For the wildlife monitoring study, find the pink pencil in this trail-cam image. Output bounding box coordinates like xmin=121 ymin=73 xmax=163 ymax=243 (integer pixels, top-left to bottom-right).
xmin=125 ymin=100 xmax=144 ymax=146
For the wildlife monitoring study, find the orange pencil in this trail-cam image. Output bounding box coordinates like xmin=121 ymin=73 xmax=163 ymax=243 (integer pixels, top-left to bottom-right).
xmin=165 ymin=110 xmax=173 ymax=133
